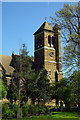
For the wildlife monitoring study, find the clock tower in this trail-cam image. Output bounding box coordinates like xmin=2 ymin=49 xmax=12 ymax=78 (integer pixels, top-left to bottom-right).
xmin=34 ymin=21 xmax=63 ymax=82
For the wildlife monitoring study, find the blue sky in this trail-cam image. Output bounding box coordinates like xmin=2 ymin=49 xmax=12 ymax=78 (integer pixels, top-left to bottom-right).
xmin=2 ymin=2 xmax=75 ymax=57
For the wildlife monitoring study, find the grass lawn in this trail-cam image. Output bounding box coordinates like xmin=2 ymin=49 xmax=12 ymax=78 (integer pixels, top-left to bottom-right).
xmin=2 ymin=112 xmax=80 ymax=120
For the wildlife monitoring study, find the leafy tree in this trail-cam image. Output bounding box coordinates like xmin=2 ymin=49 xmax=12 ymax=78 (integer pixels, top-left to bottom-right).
xmin=69 ymin=70 xmax=80 ymax=109
xmin=7 ymin=44 xmax=51 ymax=116
xmin=29 ymin=69 xmax=51 ymax=105
xmin=36 ymin=69 xmax=50 ymax=105
xmin=7 ymin=79 xmax=17 ymax=103
xmin=51 ymin=78 xmax=74 ymax=110
xmin=51 ymin=70 xmax=80 ymax=111
xmin=0 ymin=71 xmax=7 ymax=99
xmin=50 ymin=3 xmax=80 ymax=71
xmin=50 ymin=3 xmax=80 ymax=110
xmin=2 ymin=70 xmax=7 ymax=89
xmin=7 ymin=44 xmax=36 ymax=119
xmin=2 ymin=82 xmax=7 ymax=99
xmin=8 ymin=44 xmax=36 ymax=104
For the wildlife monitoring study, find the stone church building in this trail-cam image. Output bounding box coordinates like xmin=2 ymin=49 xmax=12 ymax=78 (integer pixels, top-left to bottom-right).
xmin=0 ymin=20 xmax=63 ymax=105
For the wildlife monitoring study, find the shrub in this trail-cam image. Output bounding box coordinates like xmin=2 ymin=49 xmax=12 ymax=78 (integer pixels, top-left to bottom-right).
xmin=39 ymin=106 xmax=46 ymax=114
xmin=21 ymin=104 xmax=29 ymax=117
xmin=4 ymin=109 xmax=14 ymax=119
xmin=39 ymin=105 xmax=50 ymax=114
xmin=54 ymin=105 xmax=59 ymax=111
xmin=28 ymin=104 xmax=51 ymax=115
xmin=2 ymin=103 xmax=15 ymax=118
xmin=34 ymin=105 xmax=40 ymax=115
xmin=45 ymin=106 xmax=50 ymax=113
xmin=2 ymin=103 xmax=9 ymax=113
xmin=28 ymin=104 xmax=36 ymax=115
xmin=9 ymin=103 xmax=18 ymax=117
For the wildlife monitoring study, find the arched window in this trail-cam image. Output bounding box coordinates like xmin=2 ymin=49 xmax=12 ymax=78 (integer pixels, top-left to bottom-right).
xmin=52 ymin=36 xmax=54 ymax=47
xmin=48 ymin=36 xmax=51 ymax=47
xmin=55 ymin=71 xmax=58 ymax=82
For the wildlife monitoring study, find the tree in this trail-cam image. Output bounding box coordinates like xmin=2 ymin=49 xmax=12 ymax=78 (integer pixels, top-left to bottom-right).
xmin=51 ymin=70 xmax=80 ymax=111
xmin=69 ymin=70 xmax=80 ymax=109
xmin=29 ymin=69 xmax=51 ymax=105
xmin=50 ymin=3 xmax=80 ymax=110
xmin=7 ymin=79 xmax=17 ymax=103
xmin=51 ymin=78 xmax=74 ymax=111
xmin=8 ymin=44 xmax=36 ymax=120
xmin=8 ymin=44 xmax=36 ymax=104
xmin=0 ymin=70 xmax=7 ymax=99
xmin=2 ymin=70 xmax=7 ymax=89
xmin=36 ymin=69 xmax=50 ymax=105
xmin=50 ymin=3 xmax=80 ymax=72
xmin=2 ymin=82 xmax=7 ymax=99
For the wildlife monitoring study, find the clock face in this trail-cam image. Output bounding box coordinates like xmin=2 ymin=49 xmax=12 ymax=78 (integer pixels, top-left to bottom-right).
xmin=49 ymin=52 xmax=54 ymax=57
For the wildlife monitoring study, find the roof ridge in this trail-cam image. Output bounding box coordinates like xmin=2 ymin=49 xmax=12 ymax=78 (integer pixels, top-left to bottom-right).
xmin=34 ymin=21 xmax=53 ymax=35
xmin=0 ymin=55 xmax=11 ymax=57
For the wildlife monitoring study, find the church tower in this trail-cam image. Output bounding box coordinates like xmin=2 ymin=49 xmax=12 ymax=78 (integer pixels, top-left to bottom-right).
xmin=34 ymin=21 xmax=63 ymax=82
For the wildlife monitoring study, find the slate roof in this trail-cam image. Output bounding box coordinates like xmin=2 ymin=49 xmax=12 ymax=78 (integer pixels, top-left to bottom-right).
xmin=0 ymin=55 xmax=14 ymax=75
xmin=34 ymin=21 xmax=54 ymax=35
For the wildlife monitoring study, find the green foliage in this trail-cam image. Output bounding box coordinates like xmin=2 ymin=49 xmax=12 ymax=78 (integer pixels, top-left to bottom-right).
xmin=50 ymin=70 xmax=80 ymax=111
xmin=8 ymin=44 xmax=36 ymax=104
xmin=51 ymin=3 xmax=80 ymax=72
xmin=2 ymin=103 xmax=80 ymax=118
xmin=54 ymin=105 xmax=59 ymax=110
xmin=21 ymin=104 xmax=29 ymax=116
xmin=2 ymin=103 xmax=15 ymax=118
xmin=3 ymin=109 xmax=14 ymax=119
xmin=9 ymin=103 xmax=18 ymax=117
xmin=21 ymin=103 xmax=50 ymax=116
xmin=2 ymin=103 xmax=9 ymax=113
xmin=29 ymin=69 xmax=51 ymax=104
xmin=2 ymin=70 xmax=7 ymax=88
xmin=7 ymin=44 xmax=51 ymax=107
xmin=1 ymin=70 xmax=7 ymax=99
xmin=39 ymin=105 xmax=50 ymax=114
xmin=36 ymin=69 xmax=50 ymax=104
xmin=7 ymin=79 xmax=16 ymax=103
xmin=28 ymin=104 xmax=50 ymax=115
xmin=28 ymin=104 xmax=37 ymax=115
xmin=70 ymin=70 xmax=80 ymax=108
xmin=51 ymin=78 xmax=73 ymax=110
xmin=2 ymin=112 xmax=80 ymax=119
xmin=2 ymin=81 xmax=7 ymax=99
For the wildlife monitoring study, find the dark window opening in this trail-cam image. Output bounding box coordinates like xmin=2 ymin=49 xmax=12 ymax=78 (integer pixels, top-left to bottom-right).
xmin=55 ymin=71 xmax=58 ymax=82
xmin=37 ymin=36 xmax=42 ymax=48
xmin=48 ymin=36 xmax=51 ymax=47
xmin=52 ymin=37 xmax=54 ymax=47
xmin=49 ymin=70 xmax=51 ymax=75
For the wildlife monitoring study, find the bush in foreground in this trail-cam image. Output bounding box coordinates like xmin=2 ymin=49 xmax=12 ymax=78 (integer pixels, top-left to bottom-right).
xmin=2 ymin=103 xmax=51 ymax=118
xmin=2 ymin=103 xmax=15 ymax=118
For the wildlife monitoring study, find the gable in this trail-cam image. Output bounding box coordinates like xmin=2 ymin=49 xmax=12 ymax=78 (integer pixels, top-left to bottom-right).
xmin=0 ymin=55 xmax=14 ymax=75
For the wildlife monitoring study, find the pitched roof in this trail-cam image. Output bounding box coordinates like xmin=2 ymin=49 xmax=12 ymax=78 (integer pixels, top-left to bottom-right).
xmin=53 ymin=23 xmax=61 ymax=30
xmin=0 ymin=55 xmax=14 ymax=75
xmin=34 ymin=21 xmax=54 ymax=35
